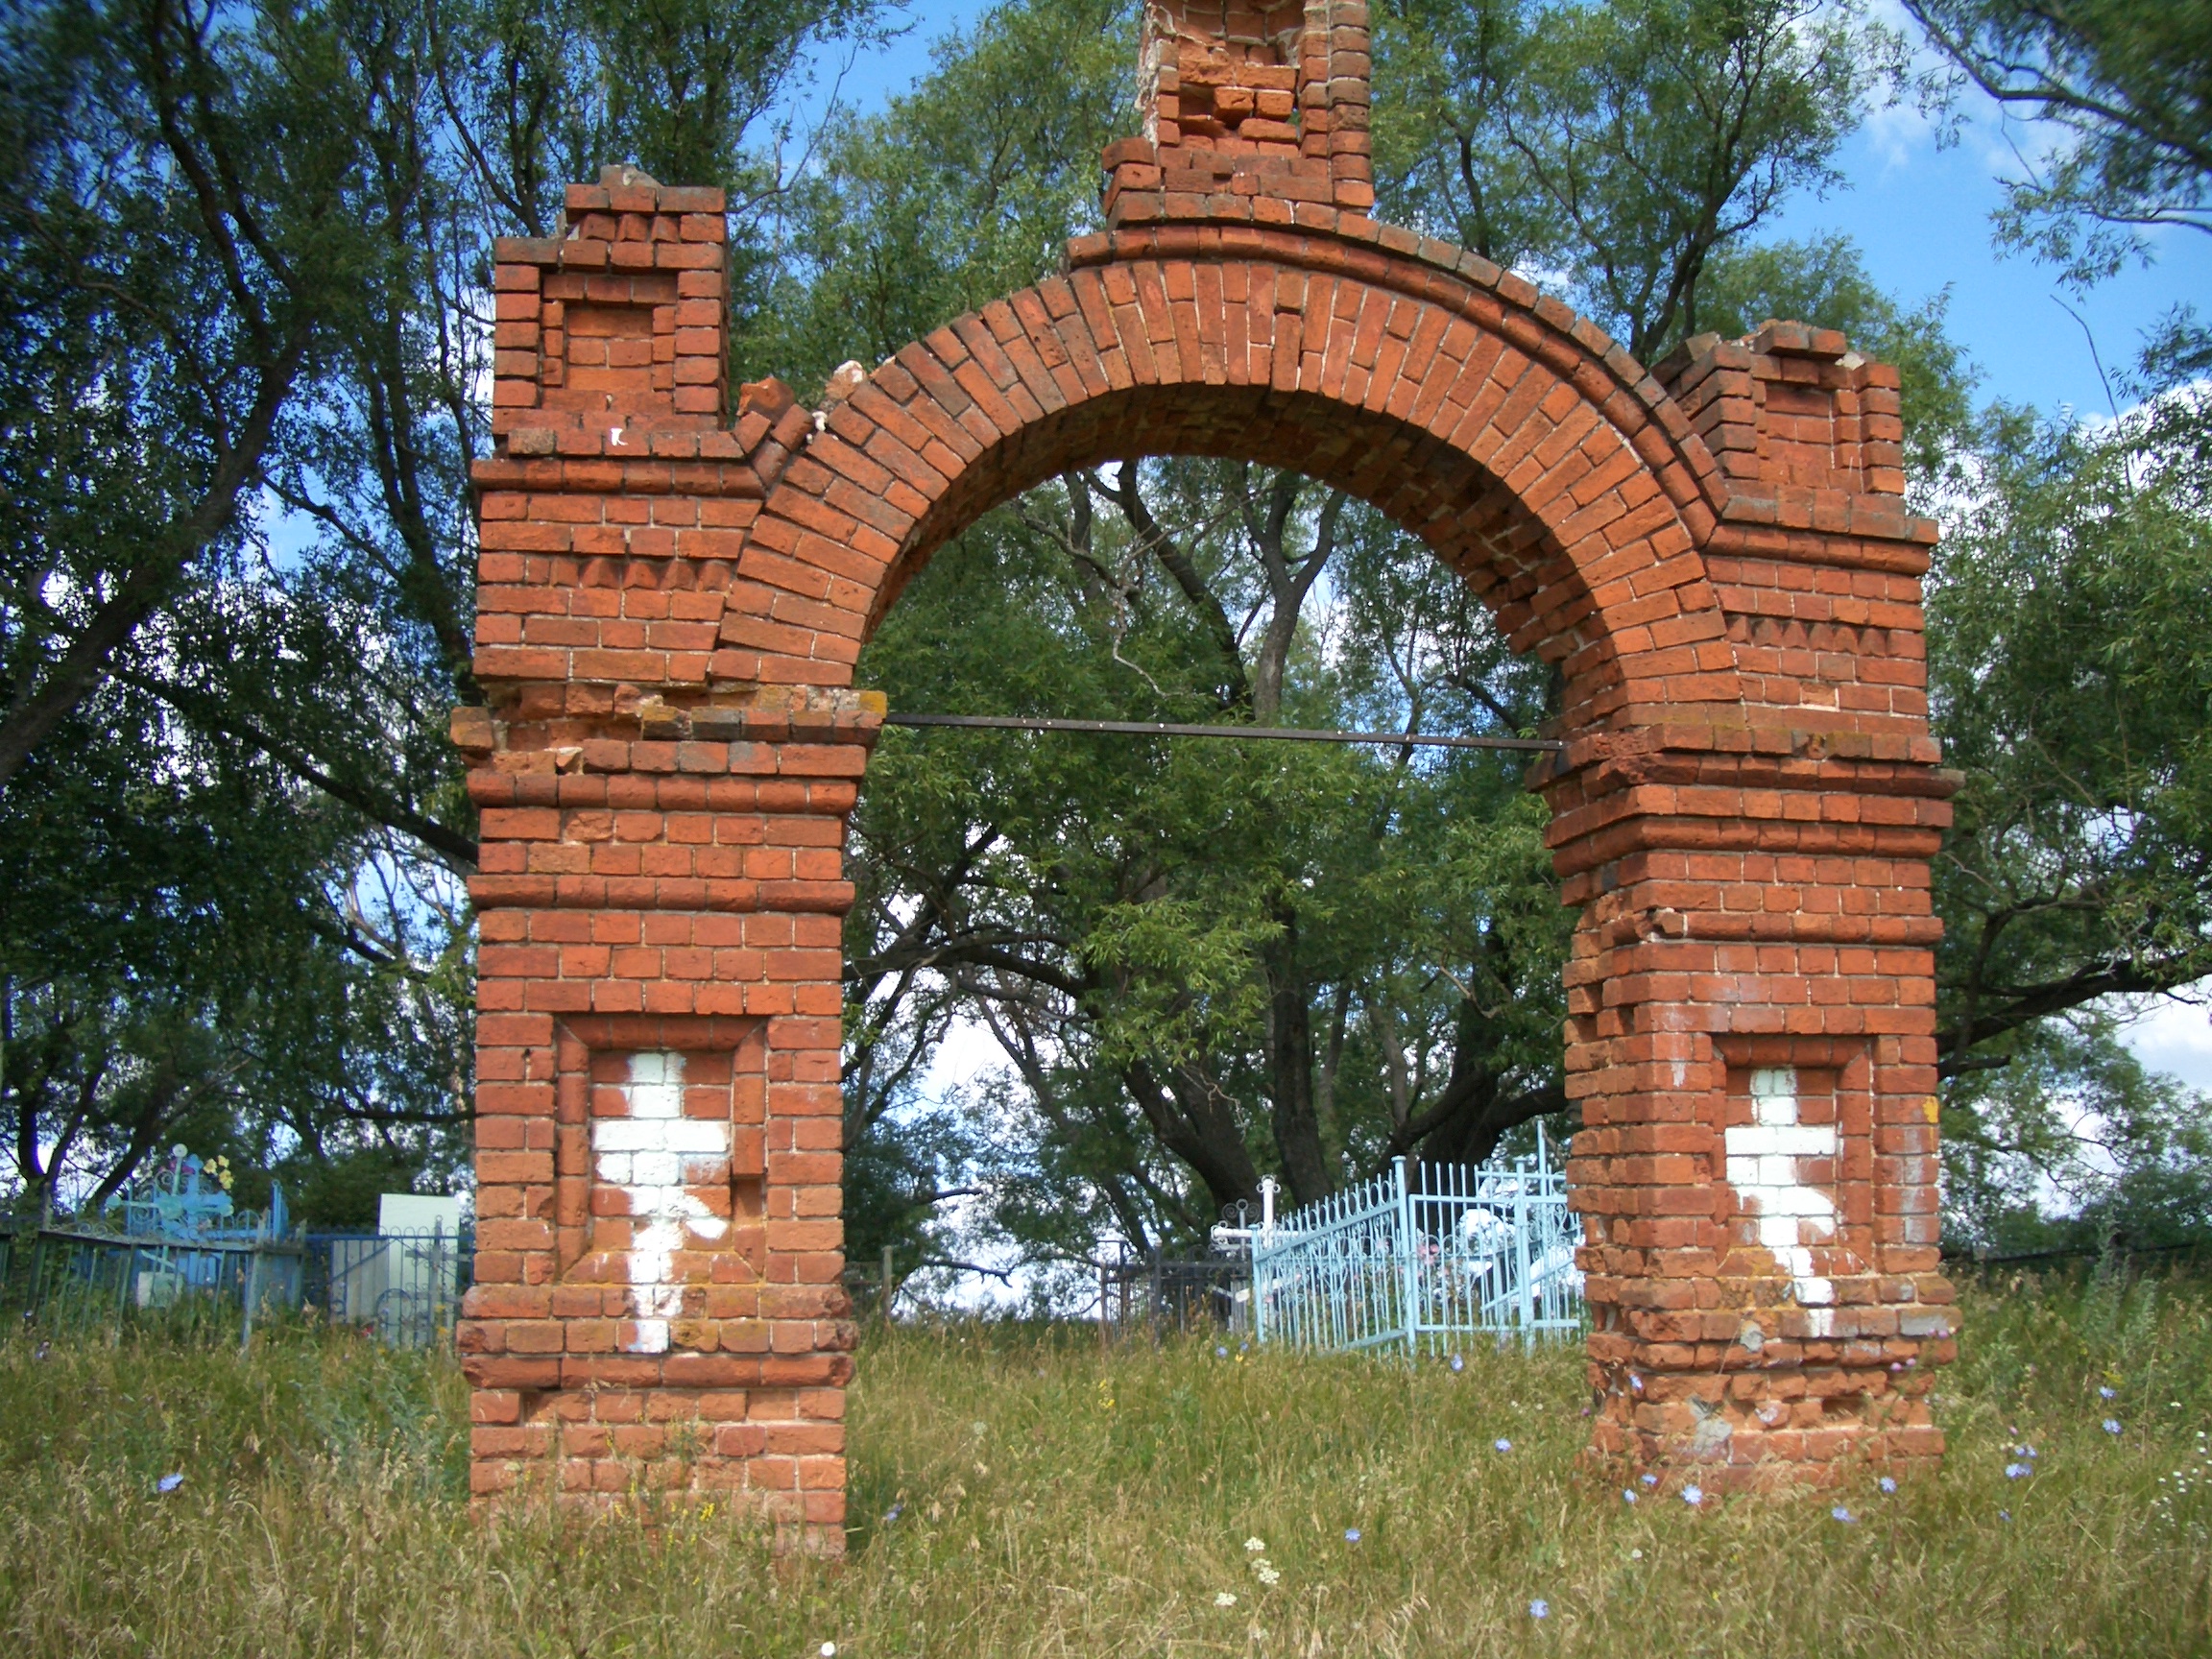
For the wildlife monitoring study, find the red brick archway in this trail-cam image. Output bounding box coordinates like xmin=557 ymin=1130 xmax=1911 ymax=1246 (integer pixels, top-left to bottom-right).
xmin=456 ymin=1 xmax=1957 ymax=1551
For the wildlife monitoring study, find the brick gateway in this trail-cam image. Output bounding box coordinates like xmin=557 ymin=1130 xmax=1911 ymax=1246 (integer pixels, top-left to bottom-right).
xmin=456 ymin=1 xmax=1958 ymax=1551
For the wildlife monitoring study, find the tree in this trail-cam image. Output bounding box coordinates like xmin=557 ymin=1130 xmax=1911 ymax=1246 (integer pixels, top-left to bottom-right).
xmin=1904 ymin=0 xmax=2212 ymax=285
xmin=1374 ymin=0 xmax=1911 ymax=360
xmin=1927 ymin=390 xmax=2212 ymax=1076
xmin=0 ymin=0 xmax=885 ymax=1210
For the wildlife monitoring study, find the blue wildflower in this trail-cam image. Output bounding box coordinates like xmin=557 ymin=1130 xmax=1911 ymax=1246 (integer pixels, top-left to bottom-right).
xmin=1215 ymin=1346 xmax=1228 ymax=1358
xmin=156 ymin=1474 xmax=182 ymax=1494
xmin=1999 ymin=1509 xmax=2011 ymax=1523
xmin=1529 ymin=1599 xmax=1550 ymax=1620
xmin=1831 ymin=1505 xmax=1855 ymax=1524
xmin=1641 ymin=1473 xmax=1659 ymax=1487
xmin=1344 ymin=1527 xmax=1361 ymax=1544
xmin=2005 ymin=1463 xmax=2029 ymax=1479
xmin=2104 ymin=1419 xmax=2123 ymax=1435
xmin=1682 ymin=1485 xmax=1704 ymax=1506
xmin=2099 ymin=1386 xmax=2116 ymax=1400
xmin=1495 ymin=1438 xmax=1513 ymax=1453
xmin=881 ymin=1503 xmax=903 ymax=1524
xmin=1879 ymin=1476 xmax=1897 ymax=1494
xmin=1450 ymin=1354 xmax=1465 ymax=1373
xmin=1622 ymin=1489 xmax=1637 ymax=1504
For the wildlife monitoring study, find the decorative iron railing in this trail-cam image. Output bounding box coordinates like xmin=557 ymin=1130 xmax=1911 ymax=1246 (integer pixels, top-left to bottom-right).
xmin=1250 ymin=1138 xmax=1582 ymax=1355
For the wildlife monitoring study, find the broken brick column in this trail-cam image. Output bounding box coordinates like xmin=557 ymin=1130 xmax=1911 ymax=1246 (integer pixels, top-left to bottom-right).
xmin=1109 ymin=0 xmax=1374 ymax=220
xmin=456 ymin=166 xmax=865 ymax=1551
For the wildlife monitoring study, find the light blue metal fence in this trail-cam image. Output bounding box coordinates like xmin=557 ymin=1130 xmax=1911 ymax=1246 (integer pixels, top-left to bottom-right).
xmin=1251 ymin=1138 xmax=1582 ymax=1355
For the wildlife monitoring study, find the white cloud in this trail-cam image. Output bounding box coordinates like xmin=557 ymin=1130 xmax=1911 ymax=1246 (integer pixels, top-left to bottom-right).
xmin=2124 ymin=987 xmax=2212 ymax=1094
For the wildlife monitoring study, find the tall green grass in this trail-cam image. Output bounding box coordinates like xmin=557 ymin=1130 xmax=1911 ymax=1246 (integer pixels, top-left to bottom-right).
xmin=1 ymin=1273 xmax=2208 ymax=1656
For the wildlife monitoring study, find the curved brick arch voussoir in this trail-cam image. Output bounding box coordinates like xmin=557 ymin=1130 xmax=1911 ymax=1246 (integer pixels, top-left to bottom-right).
xmin=728 ymin=232 xmax=1743 ymax=733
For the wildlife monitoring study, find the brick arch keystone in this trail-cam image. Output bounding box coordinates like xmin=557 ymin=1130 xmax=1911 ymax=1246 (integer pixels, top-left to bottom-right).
xmin=459 ymin=6 xmax=1958 ymax=1552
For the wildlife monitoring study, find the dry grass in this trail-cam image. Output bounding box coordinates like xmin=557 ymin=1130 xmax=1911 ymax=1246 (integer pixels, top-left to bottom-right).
xmin=2 ymin=1272 xmax=2209 ymax=1656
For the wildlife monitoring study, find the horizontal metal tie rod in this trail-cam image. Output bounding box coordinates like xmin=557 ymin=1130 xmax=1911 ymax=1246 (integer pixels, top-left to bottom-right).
xmin=882 ymin=712 xmax=1565 ymax=753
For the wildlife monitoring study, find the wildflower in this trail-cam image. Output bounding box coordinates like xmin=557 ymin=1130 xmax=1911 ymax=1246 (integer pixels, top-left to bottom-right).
xmin=1254 ymin=1562 xmax=1281 ymax=1586
xmin=33 ymin=1342 xmax=48 ymax=1362
xmin=2104 ymin=1419 xmax=2123 ymax=1436
xmin=1216 ymin=1346 xmax=1228 ymax=1358
xmin=881 ymin=1503 xmax=903 ymax=1524
xmin=1214 ymin=1592 xmax=1238 ymax=1608
xmin=1245 ymin=1538 xmax=1266 ymax=1552
xmin=1450 ymin=1354 xmax=1465 ymax=1373
xmin=820 ymin=1646 xmax=837 ymax=1659
xmin=2005 ymin=1463 xmax=2029 ymax=1479
xmin=1682 ymin=1485 xmax=1703 ymax=1507
xmin=1344 ymin=1528 xmax=1361 ymax=1543
xmin=1529 ymin=1599 xmax=1550 ymax=1620
xmin=1641 ymin=1473 xmax=1658 ymax=1488
xmin=1999 ymin=1509 xmax=2011 ymax=1523
xmin=1879 ymin=1477 xmax=1897 ymax=1495
xmin=1630 ymin=1374 xmax=1644 ymax=1392
xmin=156 ymin=1474 xmax=183 ymax=1494
xmin=1494 ymin=1438 xmax=1513 ymax=1453
xmin=2100 ymin=1386 xmax=2116 ymax=1400
xmin=1831 ymin=1506 xmax=1854 ymax=1525
xmin=1622 ymin=1490 xmax=1637 ymax=1504
xmin=1629 ymin=1549 xmax=1643 ymax=1560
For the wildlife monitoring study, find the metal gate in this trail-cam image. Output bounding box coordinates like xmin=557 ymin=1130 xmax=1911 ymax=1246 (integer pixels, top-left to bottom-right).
xmin=303 ymin=1228 xmax=469 ymax=1347
xmin=1251 ymin=1138 xmax=1582 ymax=1355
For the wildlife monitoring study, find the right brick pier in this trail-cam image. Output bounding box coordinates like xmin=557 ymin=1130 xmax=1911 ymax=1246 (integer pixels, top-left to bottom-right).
xmin=1555 ymin=322 xmax=1957 ymax=1488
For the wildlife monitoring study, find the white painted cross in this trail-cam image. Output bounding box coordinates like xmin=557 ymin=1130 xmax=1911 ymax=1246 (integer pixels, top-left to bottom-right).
xmin=592 ymin=1051 xmax=730 ymax=1354
xmin=1723 ymin=1067 xmax=1839 ymax=1336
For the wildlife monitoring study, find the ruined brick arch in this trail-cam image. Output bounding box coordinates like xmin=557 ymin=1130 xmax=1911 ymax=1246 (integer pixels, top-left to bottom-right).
xmin=736 ymin=231 xmax=1748 ymax=733
xmin=458 ymin=0 xmax=1960 ymax=1553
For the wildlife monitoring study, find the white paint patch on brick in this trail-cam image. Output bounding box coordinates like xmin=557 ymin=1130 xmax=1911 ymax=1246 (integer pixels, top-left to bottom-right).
xmin=594 ymin=1051 xmax=729 ymax=1355
xmin=1724 ymin=1067 xmax=1837 ymax=1336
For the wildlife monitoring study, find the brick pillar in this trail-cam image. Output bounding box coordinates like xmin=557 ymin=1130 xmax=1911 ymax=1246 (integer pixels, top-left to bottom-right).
xmin=456 ymin=165 xmax=867 ymax=1551
xmin=1550 ymin=325 xmax=1958 ymax=1490
xmin=1110 ymin=0 xmax=1373 ymax=222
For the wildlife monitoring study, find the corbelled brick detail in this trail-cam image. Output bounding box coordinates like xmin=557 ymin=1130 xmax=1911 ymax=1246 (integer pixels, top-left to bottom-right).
xmin=461 ymin=26 xmax=1956 ymax=1544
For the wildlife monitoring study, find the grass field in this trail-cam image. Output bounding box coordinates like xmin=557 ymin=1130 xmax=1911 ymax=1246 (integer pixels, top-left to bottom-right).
xmin=2 ymin=1273 xmax=2209 ymax=1657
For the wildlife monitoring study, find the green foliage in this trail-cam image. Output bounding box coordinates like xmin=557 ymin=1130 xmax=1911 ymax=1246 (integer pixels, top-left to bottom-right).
xmin=742 ymin=0 xmax=1135 ymax=390
xmin=0 ymin=0 xmax=886 ymax=1208
xmin=1928 ymin=391 xmax=2212 ymax=1069
xmin=4 ymin=1291 xmax=2212 ymax=1653
xmin=1943 ymin=1016 xmax=2212 ymax=1255
xmin=1905 ymin=0 xmax=2212 ymax=285
xmin=1376 ymin=0 xmax=1912 ymax=360
xmin=844 ymin=458 xmax=1573 ymax=1260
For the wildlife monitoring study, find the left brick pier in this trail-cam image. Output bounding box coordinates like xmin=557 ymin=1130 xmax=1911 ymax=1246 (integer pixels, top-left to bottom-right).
xmin=455 ymin=164 xmax=869 ymax=1553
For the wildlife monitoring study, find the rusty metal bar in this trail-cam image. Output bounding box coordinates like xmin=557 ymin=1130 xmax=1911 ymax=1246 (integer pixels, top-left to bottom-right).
xmin=883 ymin=713 xmax=1564 ymax=753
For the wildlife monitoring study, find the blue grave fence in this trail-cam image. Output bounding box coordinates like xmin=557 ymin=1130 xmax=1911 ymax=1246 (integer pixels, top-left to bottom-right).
xmin=1250 ymin=1136 xmax=1583 ymax=1355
